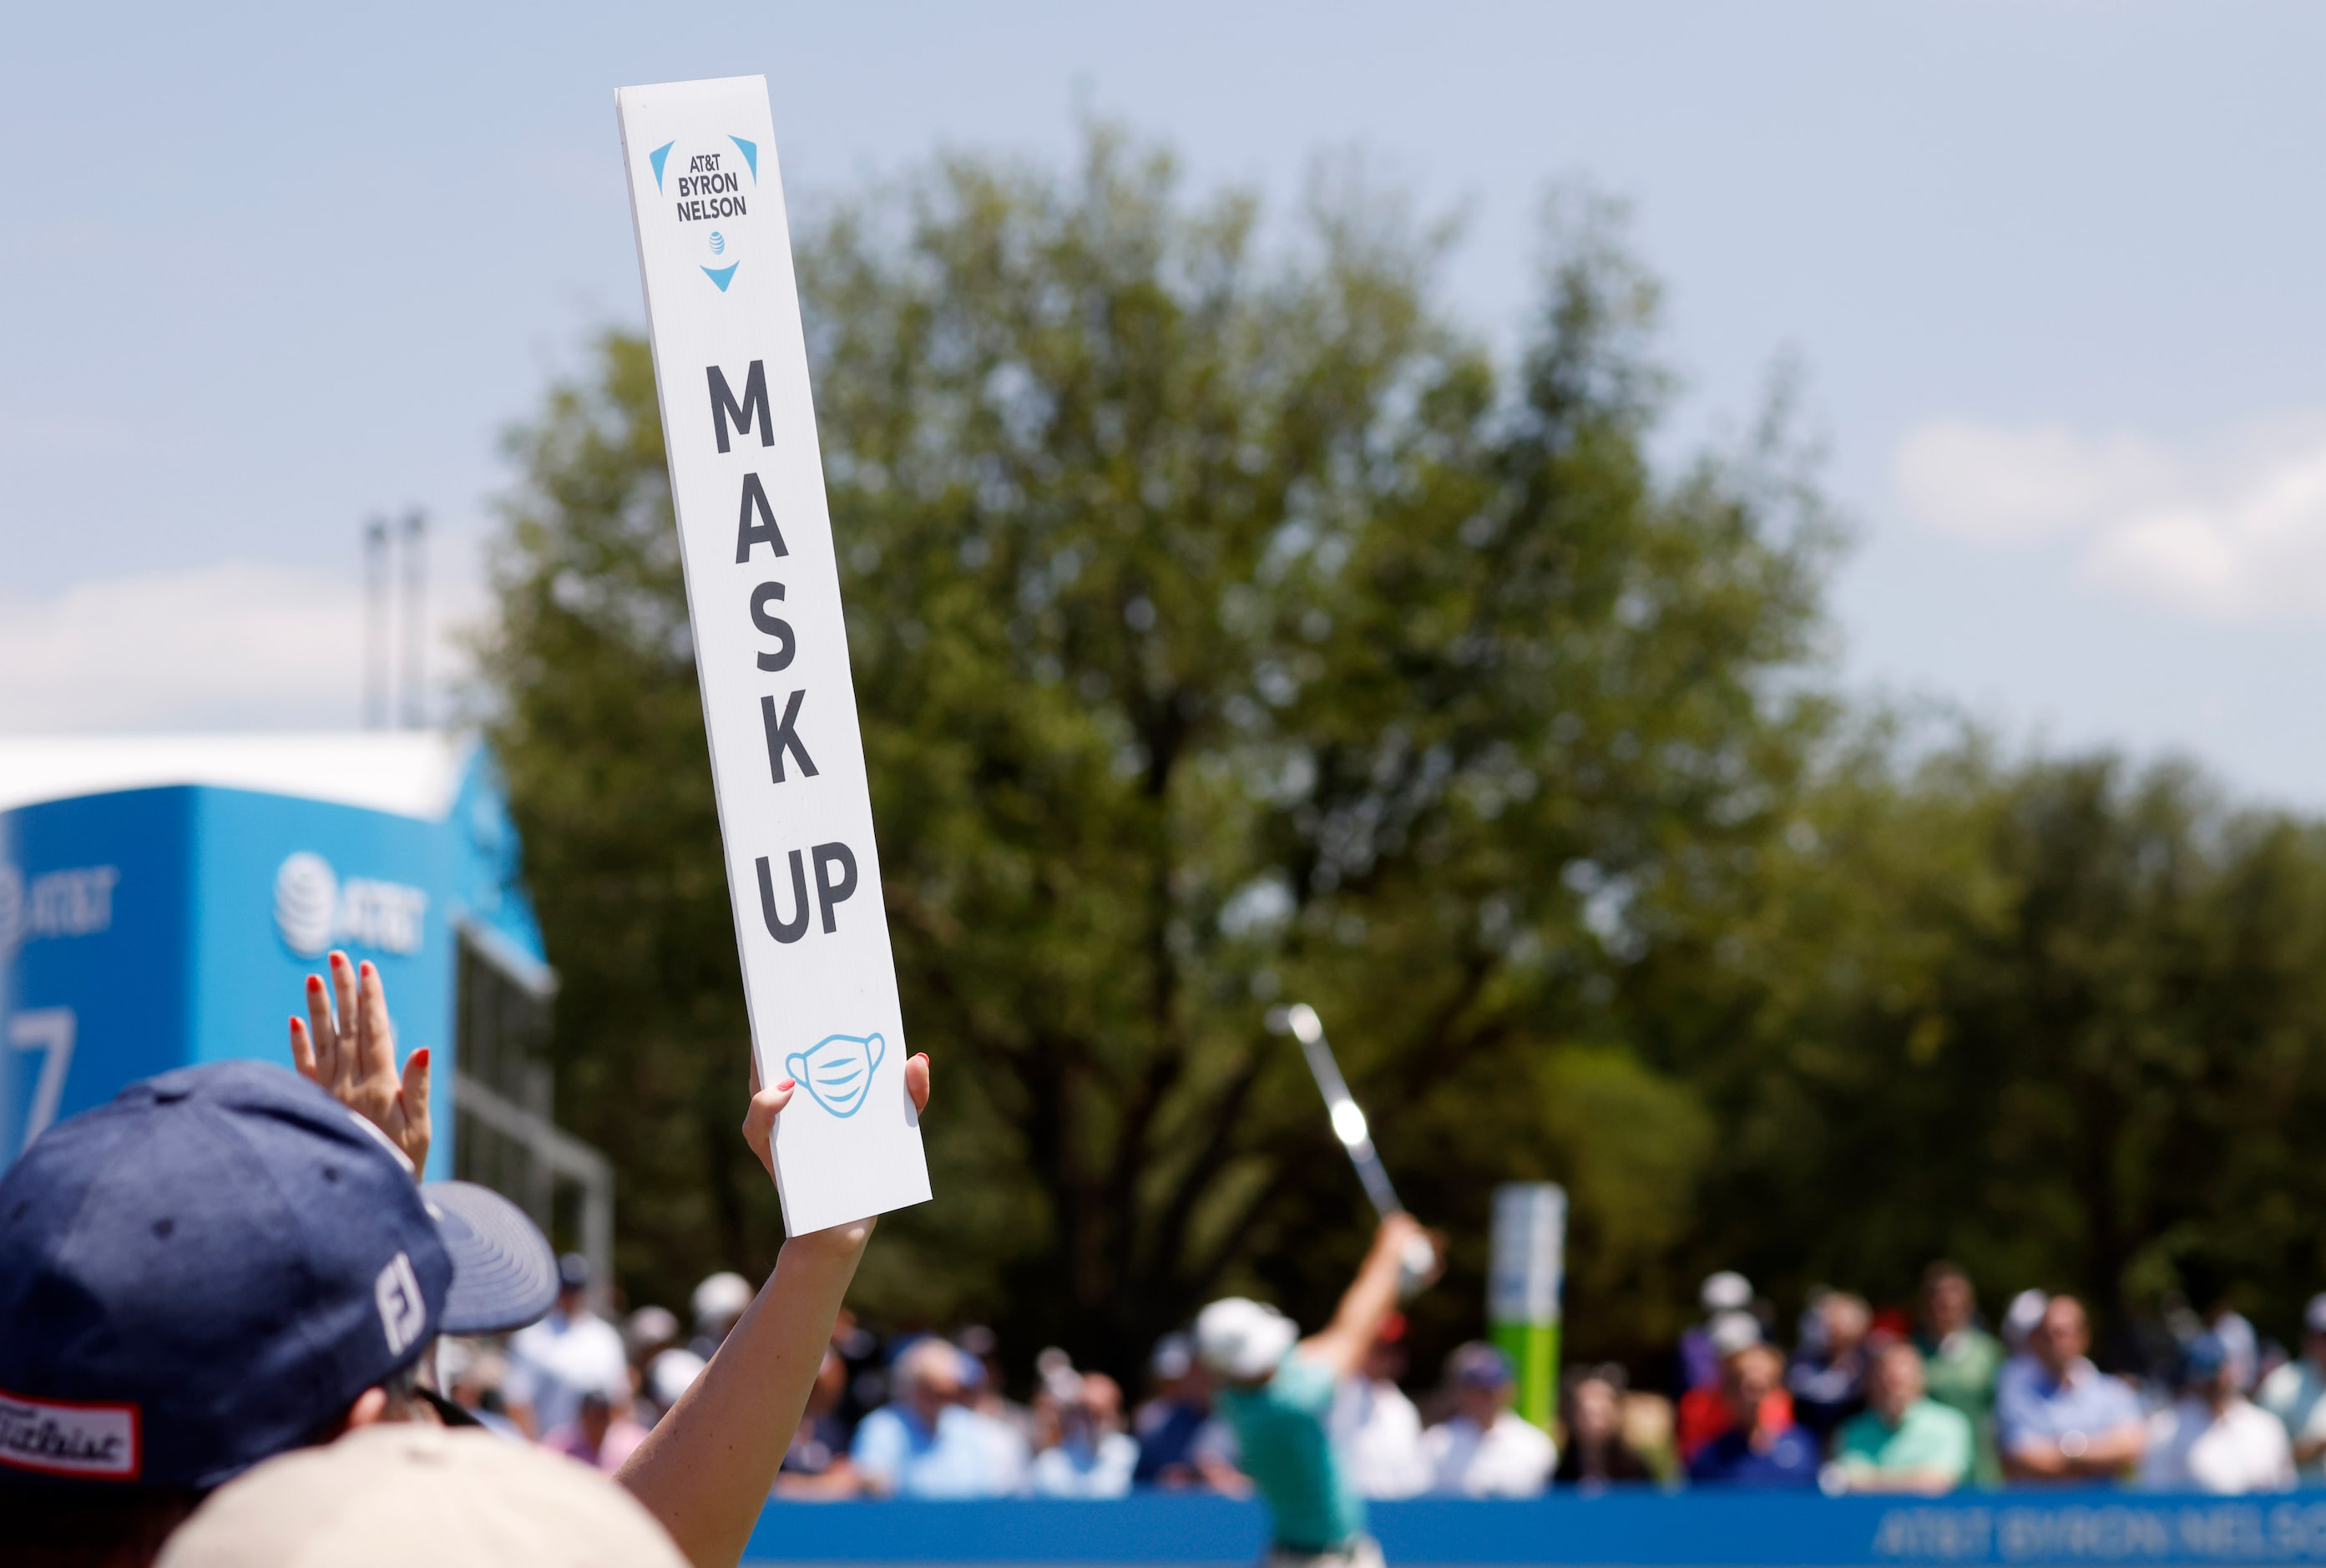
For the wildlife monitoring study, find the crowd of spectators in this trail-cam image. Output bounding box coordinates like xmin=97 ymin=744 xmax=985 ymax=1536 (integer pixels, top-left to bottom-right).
xmin=1656 ymin=1262 xmax=2320 ymax=1497
xmin=436 ymin=1251 xmax=2326 ymax=1503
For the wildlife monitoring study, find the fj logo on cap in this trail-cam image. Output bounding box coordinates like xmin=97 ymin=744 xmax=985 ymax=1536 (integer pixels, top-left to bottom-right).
xmin=375 ymin=1252 xmax=427 ymax=1355
xmin=0 ymin=1389 xmax=141 ymax=1479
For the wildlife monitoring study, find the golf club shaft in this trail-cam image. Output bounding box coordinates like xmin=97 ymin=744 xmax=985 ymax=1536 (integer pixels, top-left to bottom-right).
xmin=1294 ymin=1024 xmax=1406 ymax=1219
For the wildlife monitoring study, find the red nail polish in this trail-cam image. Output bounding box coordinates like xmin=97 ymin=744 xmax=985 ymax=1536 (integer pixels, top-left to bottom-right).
xmin=776 ymin=1078 xmax=795 ymax=1092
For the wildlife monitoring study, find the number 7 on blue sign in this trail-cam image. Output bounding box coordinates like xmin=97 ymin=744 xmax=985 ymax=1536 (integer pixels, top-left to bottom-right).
xmin=9 ymin=1008 xmax=76 ymax=1158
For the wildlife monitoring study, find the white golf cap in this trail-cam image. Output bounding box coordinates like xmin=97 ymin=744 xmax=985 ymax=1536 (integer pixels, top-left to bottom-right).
xmin=2001 ymin=1288 xmax=2049 ymax=1349
xmin=1195 ymin=1297 xmax=1299 ymax=1380
xmin=1151 ymin=1331 xmax=1195 ymax=1380
xmin=1708 ymin=1308 xmax=1762 ymax=1357
xmin=2305 ymin=1293 xmax=2326 ymax=1336
xmin=156 ymin=1424 xmax=687 ymax=1568
xmin=691 ymin=1270 xmax=755 ymax=1328
xmin=1701 ymin=1271 xmax=1752 ymax=1313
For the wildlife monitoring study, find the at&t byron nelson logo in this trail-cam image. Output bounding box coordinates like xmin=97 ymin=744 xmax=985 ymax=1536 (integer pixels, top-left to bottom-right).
xmin=646 ymin=134 xmax=759 ymax=293
xmin=273 ymin=853 xmax=427 ymax=959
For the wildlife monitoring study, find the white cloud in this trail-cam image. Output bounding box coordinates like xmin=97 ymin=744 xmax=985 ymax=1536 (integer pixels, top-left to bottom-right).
xmin=1894 ymin=412 xmax=2326 ymax=620
xmin=0 ymin=558 xmax=483 ymax=733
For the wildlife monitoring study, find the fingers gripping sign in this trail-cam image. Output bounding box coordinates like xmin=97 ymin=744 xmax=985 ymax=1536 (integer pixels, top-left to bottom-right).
xmin=289 ymin=951 xmax=432 ymax=1177
xmin=743 ymin=1051 xmax=929 ymax=1190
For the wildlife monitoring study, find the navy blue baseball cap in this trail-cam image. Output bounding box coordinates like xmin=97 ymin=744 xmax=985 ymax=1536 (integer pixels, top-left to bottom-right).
xmin=0 ymin=1060 xmax=556 ymax=1490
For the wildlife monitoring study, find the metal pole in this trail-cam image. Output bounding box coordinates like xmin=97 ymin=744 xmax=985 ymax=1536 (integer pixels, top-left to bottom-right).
xmin=400 ymin=510 xmax=427 ymax=730
xmin=363 ymin=519 xmax=390 ymax=729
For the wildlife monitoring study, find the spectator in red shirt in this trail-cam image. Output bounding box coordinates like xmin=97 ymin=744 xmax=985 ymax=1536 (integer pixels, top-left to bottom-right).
xmin=1676 ymin=1311 xmax=1793 ymax=1463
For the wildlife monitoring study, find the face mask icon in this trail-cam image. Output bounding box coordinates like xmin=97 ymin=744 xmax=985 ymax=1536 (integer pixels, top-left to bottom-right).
xmin=785 ymin=1032 xmax=887 ymax=1120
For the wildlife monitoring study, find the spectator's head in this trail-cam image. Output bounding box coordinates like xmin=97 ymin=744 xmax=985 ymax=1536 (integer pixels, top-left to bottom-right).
xmin=437 ymin=1338 xmax=508 ymax=1417
xmin=149 ymin=1423 xmax=689 ymax=1567
xmin=1446 ymin=1342 xmax=1517 ymax=1427
xmin=1561 ymin=1364 xmax=1626 ymax=1447
xmin=894 ymin=1337 xmax=967 ymax=1424
xmin=577 ymin=1390 xmax=614 ymax=1451
xmin=806 ymin=1346 xmax=847 ymax=1419
xmin=2000 ymin=1288 xmax=2049 ymax=1353
xmin=1866 ymin=1341 xmax=1927 ymax=1424
xmin=1721 ymin=1342 xmax=1786 ymax=1427
xmin=1707 ymin=1308 xmax=1762 ymax=1360
xmin=2182 ymin=1333 xmax=2238 ymax=1408
xmin=1150 ymin=1332 xmax=1195 ymax=1393
xmin=2029 ymin=1295 xmax=2090 ymax=1378
xmin=958 ymin=1324 xmax=1009 ymax=1399
xmin=1194 ymin=1298 xmax=1298 ymax=1388
xmin=0 ymin=1063 xmax=554 ymax=1563
xmin=1813 ymin=1290 xmax=1872 ymax=1358
xmin=1080 ymin=1372 xmax=1125 ymax=1434
xmin=1363 ymin=1312 xmax=1409 ymax=1383
xmin=554 ymin=1252 xmax=591 ymax=1316
xmin=1919 ymin=1262 xmax=1976 ymax=1338
xmin=2306 ymin=1295 xmax=2326 ymax=1369
xmin=690 ymin=1271 xmax=754 ymax=1344
xmin=1701 ymin=1271 xmax=1753 ymax=1318
xmin=645 ymin=1348 xmax=705 ymax=1414
xmin=624 ymin=1305 xmax=680 ymax=1368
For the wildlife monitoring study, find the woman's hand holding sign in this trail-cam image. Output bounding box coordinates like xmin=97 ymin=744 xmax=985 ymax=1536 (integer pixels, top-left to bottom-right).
xmin=288 ymin=951 xmax=432 ymax=1177
xmin=618 ymin=1046 xmax=933 ymax=1566
xmin=742 ymin=1048 xmax=929 ymax=1192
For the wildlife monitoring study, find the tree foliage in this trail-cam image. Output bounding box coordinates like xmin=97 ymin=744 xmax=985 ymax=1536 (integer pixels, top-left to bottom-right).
xmin=483 ymin=125 xmax=2326 ymax=1384
xmin=483 ymin=129 xmax=1829 ymax=1376
xmin=1658 ymin=741 xmax=2326 ymax=1353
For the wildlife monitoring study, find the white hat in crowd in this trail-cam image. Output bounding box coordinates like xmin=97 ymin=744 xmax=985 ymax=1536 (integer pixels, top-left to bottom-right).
xmin=691 ymin=1271 xmax=755 ymax=1331
xmin=1700 ymin=1271 xmax=1752 ymax=1314
xmin=647 ymin=1346 xmax=708 ymax=1409
xmin=1707 ymin=1309 xmax=1762 ymax=1358
xmin=1195 ymin=1297 xmax=1299 ymax=1380
xmin=2001 ymin=1288 xmax=2049 ymax=1351
xmin=155 ymin=1424 xmax=687 ymax=1568
xmin=1151 ymin=1331 xmax=1195 ymax=1381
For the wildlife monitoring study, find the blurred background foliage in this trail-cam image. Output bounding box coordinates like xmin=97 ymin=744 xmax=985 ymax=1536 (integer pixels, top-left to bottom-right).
xmin=478 ymin=125 xmax=2326 ymax=1388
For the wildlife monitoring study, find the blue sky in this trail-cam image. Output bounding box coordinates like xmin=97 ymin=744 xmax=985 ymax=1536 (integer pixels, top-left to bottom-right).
xmin=8 ymin=2 xmax=2326 ymax=807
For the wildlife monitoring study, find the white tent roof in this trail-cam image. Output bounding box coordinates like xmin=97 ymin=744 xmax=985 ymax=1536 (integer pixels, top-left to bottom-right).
xmin=0 ymin=732 xmax=473 ymax=820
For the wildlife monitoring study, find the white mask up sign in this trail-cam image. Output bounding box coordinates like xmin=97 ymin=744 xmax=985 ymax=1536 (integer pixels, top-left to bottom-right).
xmin=614 ymin=75 xmax=930 ymax=1234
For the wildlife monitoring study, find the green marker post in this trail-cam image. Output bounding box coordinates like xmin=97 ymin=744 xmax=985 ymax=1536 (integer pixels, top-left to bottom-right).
xmin=1489 ymin=1182 xmax=1565 ymax=1431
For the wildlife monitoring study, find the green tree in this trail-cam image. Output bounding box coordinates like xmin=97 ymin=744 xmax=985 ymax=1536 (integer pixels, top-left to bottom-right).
xmin=1654 ymin=734 xmax=2326 ymax=1351
xmin=482 ymin=129 xmax=1838 ymax=1376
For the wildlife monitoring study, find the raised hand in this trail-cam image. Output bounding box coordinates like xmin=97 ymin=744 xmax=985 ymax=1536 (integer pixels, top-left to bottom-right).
xmin=741 ymin=1050 xmax=930 ymax=1185
xmin=624 ymin=1048 xmax=929 ymax=1567
xmin=289 ymin=951 xmax=432 ymax=1177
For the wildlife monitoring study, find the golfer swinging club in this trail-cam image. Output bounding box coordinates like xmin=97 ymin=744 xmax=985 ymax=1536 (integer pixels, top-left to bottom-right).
xmin=1197 ymin=1004 xmax=1442 ymax=1568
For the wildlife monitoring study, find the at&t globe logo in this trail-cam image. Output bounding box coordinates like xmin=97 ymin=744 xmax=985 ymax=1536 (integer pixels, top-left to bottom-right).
xmin=273 ymin=853 xmax=338 ymax=956
xmin=273 ymin=853 xmax=427 ymax=958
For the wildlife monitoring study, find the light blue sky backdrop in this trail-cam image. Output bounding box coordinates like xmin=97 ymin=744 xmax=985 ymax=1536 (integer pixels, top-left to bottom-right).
xmin=8 ymin=2 xmax=2326 ymax=804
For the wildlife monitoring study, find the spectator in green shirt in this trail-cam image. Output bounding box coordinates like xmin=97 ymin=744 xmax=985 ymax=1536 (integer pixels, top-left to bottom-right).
xmin=1833 ymin=1340 xmax=1975 ymax=1495
xmin=1914 ymin=1260 xmax=2005 ymax=1485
